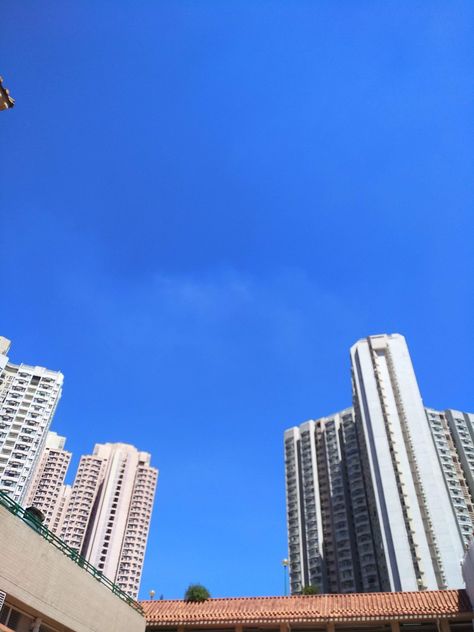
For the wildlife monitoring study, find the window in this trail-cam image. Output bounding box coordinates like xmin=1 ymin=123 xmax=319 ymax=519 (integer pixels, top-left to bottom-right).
xmin=0 ymin=607 xmax=23 ymax=631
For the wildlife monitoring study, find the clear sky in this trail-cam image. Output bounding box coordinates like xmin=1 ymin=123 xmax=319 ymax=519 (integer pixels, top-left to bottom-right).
xmin=1 ymin=1 xmax=473 ymax=600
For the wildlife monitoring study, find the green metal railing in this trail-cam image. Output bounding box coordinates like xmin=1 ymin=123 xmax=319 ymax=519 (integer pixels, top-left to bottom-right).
xmin=0 ymin=491 xmax=143 ymax=614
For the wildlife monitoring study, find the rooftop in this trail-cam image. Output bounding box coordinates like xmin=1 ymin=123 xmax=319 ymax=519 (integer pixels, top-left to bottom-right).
xmin=142 ymin=591 xmax=472 ymax=626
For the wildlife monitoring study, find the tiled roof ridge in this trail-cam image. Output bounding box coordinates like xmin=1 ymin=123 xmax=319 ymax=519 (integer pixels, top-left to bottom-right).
xmin=141 ymin=589 xmax=465 ymax=604
xmin=141 ymin=589 xmax=473 ymax=625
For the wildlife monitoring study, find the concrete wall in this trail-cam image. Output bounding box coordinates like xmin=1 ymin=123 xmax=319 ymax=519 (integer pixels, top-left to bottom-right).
xmin=462 ymin=539 xmax=474 ymax=607
xmin=0 ymin=504 xmax=145 ymax=632
xmin=350 ymin=334 xmax=465 ymax=590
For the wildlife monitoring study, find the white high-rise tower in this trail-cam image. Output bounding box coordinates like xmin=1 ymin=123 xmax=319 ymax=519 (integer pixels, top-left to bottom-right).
xmin=350 ymin=333 xmax=464 ymax=590
xmin=0 ymin=337 xmax=63 ymax=504
xmin=285 ymin=333 xmax=472 ymax=594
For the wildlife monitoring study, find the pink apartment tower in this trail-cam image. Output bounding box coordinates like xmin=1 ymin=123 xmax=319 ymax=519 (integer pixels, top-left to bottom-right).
xmin=24 ymin=431 xmax=72 ymax=534
xmin=35 ymin=441 xmax=158 ymax=599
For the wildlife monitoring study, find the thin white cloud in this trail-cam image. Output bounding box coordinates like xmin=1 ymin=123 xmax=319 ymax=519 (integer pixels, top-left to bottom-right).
xmin=64 ymin=265 xmax=365 ymax=363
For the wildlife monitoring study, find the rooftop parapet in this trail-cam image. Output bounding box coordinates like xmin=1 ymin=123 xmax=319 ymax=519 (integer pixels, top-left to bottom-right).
xmin=0 ymin=490 xmax=143 ymax=615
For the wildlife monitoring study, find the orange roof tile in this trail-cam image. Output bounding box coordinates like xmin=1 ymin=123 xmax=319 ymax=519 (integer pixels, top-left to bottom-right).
xmin=142 ymin=590 xmax=473 ymax=626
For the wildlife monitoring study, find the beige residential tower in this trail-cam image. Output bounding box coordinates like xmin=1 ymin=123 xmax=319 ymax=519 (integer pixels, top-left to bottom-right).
xmin=61 ymin=442 xmax=158 ymax=599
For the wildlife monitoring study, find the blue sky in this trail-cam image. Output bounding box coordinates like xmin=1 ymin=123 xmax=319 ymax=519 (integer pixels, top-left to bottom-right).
xmin=1 ymin=1 xmax=473 ymax=599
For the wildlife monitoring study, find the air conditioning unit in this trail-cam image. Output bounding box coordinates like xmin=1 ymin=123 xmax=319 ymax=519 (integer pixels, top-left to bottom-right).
xmin=0 ymin=590 xmax=6 ymax=611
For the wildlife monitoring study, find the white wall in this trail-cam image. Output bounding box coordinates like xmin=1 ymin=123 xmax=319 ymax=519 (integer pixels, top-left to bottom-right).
xmin=462 ymin=539 xmax=474 ymax=607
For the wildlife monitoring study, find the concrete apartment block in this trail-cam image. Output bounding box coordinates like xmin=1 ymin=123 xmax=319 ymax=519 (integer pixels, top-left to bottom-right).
xmin=285 ymin=333 xmax=472 ymax=594
xmin=61 ymin=443 xmax=158 ymax=599
xmin=351 ymin=334 xmax=464 ymax=590
xmin=445 ymin=410 xmax=474 ymax=503
xmin=24 ymin=431 xmax=72 ymax=532
xmin=0 ymin=337 xmax=63 ymax=503
xmin=425 ymin=408 xmax=474 ymax=546
xmin=285 ymin=409 xmax=381 ymax=594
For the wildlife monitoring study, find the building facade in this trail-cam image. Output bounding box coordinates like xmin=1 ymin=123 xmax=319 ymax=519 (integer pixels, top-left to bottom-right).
xmin=24 ymin=431 xmax=72 ymax=532
xmin=425 ymin=408 xmax=474 ymax=546
xmin=0 ymin=337 xmax=63 ymax=504
xmin=445 ymin=410 xmax=474 ymax=504
xmin=351 ymin=334 xmax=465 ymax=591
xmin=285 ymin=333 xmax=473 ymax=594
xmin=285 ymin=409 xmax=382 ymax=595
xmin=60 ymin=443 xmax=158 ymax=599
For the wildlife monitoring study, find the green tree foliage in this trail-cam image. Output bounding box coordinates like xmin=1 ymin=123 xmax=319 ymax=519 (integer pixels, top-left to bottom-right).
xmin=184 ymin=584 xmax=211 ymax=602
xmin=302 ymin=584 xmax=320 ymax=595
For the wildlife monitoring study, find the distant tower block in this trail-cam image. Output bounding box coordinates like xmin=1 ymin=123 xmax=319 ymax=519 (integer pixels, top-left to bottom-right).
xmin=61 ymin=443 xmax=158 ymax=599
xmin=0 ymin=338 xmax=63 ymax=504
xmin=24 ymin=431 xmax=72 ymax=533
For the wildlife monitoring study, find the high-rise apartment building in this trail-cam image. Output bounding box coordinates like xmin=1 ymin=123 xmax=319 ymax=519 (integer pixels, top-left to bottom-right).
xmin=425 ymin=408 xmax=474 ymax=546
xmin=24 ymin=431 xmax=72 ymax=532
xmin=285 ymin=409 xmax=382 ymax=595
xmin=61 ymin=443 xmax=158 ymax=599
xmin=0 ymin=337 xmax=63 ymax=504
xmin=444 ymin=410 xmax=474 ymax=505
xmin=351 ymin=334 xmax=465 ymax=591
xmin=285 ymin=333 xmax=473 ymax=594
